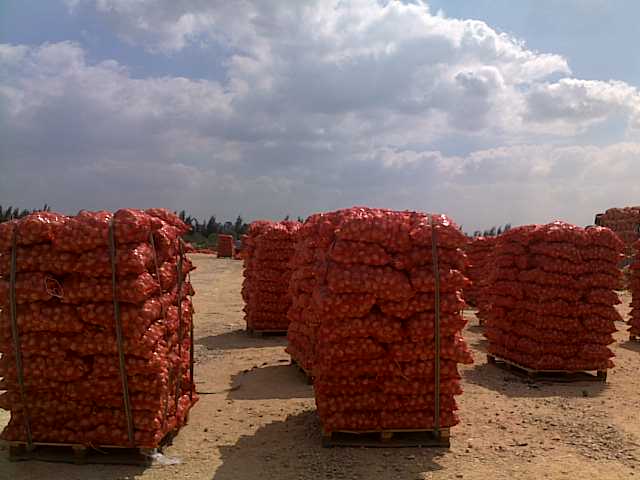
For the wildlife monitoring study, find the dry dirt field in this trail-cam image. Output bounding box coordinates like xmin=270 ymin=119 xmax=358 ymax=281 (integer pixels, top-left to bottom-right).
xmin=1 ymin=253 xmax=640 ymax=479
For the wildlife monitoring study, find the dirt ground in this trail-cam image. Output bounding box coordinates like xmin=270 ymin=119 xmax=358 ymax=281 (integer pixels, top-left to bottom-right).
xmin=1 ymin=253 xmax=640 ymax=479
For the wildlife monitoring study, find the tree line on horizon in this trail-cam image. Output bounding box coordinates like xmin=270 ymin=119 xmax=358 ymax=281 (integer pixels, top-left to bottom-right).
xmin=177 ymin=211 xmax=249 ymax=246
xmin=0 ymin=204 xmax=52 ymax=222
xmin=469 ymin=223 xmax=512 ymax=238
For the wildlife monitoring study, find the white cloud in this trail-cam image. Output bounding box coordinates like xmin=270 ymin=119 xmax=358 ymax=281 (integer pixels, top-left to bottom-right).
xmin=525 ymin=78 xmax=640 ymax=135
xmin=2 ymin=1 xmax=640 ymax=230
xmin=69 ymin=0 xmax=640 ymax=138
xmin=433 ymin=142 xmax=640 ymax=229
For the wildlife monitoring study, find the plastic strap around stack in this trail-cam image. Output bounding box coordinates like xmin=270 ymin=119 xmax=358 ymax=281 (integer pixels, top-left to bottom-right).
xmin=109 ymin=221 xmax=135 ymax=446
xmin=9 ymin=227 xmax=33 ymax=448
xmin=149 ymin=232 xmax=171 ymax=431
xmin=175 ymin=241 xmax=184 ymax=408
xmin=429 ymin=215 xmax=441 ymax=435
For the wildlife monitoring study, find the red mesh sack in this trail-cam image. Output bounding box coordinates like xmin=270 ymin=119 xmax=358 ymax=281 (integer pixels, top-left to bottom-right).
xmin=286 ymin=207 xmax=472 ymax=435
xmin=485 ymin=221 xmax=622 ymax=372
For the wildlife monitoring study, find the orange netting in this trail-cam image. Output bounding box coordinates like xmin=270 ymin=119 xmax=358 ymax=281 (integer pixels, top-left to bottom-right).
xmin=217 ymin=235 xmax=235 ymax=258
xmin=242 ymin=221 xmax=300 ymax=331
xmin=484 ymin=221 xmax=623 ymax=371
xmin=627 ymin=240 xmax=640 ymax=338
xmin=286 ymin=207 xmax=472 ymax=433
xmin=0 ymin=208 xmax=198 ymax=448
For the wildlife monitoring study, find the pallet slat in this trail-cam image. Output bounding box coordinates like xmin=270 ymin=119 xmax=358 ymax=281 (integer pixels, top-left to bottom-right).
xmin=5 ymin=429 xmax=177 ymax=465
xmin=487 ymin=354 xmax=607 ymax=382
xmin=322 ymin=428 xmax=450 ymax=448
xmin=7 ymin=443 xmax=154 ymax=466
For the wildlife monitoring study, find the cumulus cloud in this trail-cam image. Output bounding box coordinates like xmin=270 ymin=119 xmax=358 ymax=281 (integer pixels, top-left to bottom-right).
xmin=525 ymin=78 xmax=640 ymax=135
xmin=2 ymin=1 xmax=640 ymax=230
xmin=66 ymin=0 xmax=640 ymax=139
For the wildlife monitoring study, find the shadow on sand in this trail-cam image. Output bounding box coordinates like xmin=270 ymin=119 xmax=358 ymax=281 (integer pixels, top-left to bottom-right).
xmin=212 ymin=411 xmax=447 ymax=480
xmin=463 ymin=361 xmax=608 ymax=399
xmin=228 ymin=364 xmax=313 ymax=400
xmin=196 ymin=329 xmax=287 ymax=351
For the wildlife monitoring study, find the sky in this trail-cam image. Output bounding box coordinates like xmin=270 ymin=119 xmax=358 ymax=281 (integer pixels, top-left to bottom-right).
xmin=1 ymin=0 xmax=639 ymax=232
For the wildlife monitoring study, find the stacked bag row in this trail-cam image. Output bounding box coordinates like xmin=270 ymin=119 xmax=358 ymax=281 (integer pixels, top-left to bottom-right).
xmin=628 ymin=240 xmax=640 ymax=339
xmin=286 ymin=214 xmax=328 ymax=374
xmin=475 ymin=236 xmax=498 ymax=326
xmin=288 ymin=207 xmax=473 ymax=433
xmin=485 ymin=221 xmax=624 ymax=372
xmin=465 ymin=236 xmax=496 ymax=325
xmin=242 ymin=221 xmax=300 ymax=332
xmin=0 ymin=208 xmax=198 ymax=447
xmin=596 ymin=207 xmax=640 ymax=249
xmin=217 ymin=235 xmax=234 ymax=258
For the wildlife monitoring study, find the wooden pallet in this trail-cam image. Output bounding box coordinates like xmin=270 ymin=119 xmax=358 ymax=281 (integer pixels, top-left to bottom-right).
xmin=5 ymin=430 xmax=177 ymax=465
xmin=7 ymin=442 xmax=158 ymax=465
xmin=487 ymin=354 xmax=607 ymax=382
xmin=322 ymin=428 xmax=450 ymax=448
xmin=246 ymin=327 xmax=287 ymax=337
xmin=289 ymin=358 xmax=313 ymax=385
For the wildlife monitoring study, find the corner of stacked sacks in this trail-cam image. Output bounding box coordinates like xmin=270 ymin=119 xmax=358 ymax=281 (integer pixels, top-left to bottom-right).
xmin=217 ymin=234 xmax=234 ymax=258
xmin=287 ymin=207 xmax=473 ymax=434
xmin=242 ymin=221 xmax=301 ymax=332
xmin=628 ymin=240 xmax=640 ymax=340
xmin=597 ymin=207 xmax=640 ymax=253
xmin=0 ymin=208 xmax=198 ymax=448
xmin=465 ymin=236 xmax=496 ymax=326
xmin=484 ymin=221 xmax=624 ymax=373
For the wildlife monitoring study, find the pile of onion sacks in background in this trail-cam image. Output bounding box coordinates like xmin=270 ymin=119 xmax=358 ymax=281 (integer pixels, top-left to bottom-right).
xmin=484 ymin=222 xmax=624 ymax=371
xmin=242 ymin=221 xmax=300 ymax=331
xmin=628 ymin=240 xmax=640 ymax=339
xmin=464 ymin=236 xmax=496 ymax=325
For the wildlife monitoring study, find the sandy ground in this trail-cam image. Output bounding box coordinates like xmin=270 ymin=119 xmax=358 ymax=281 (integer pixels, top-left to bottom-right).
xmin=1 ymin=253 xmax=640 ymax=479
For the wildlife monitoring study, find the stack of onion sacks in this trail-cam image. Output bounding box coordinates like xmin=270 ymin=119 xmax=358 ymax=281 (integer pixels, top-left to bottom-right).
xmin=597 ymin=207 xmax=640 ymax=250
xmin=465 ymin=236 xmax=489 ymax=306
xmin=288 ymin=207 xmax=473 ymax=433
xmin=0 ymin=208 xmax=198 ymax=447
xmin=217 ymin=234 xmax=235 ymax=258
xmin=286 ymin=212 xmax=342 ymax=374
xmin=485 ymin=221 xmax=623 ymax=372
xmin=241 ymin=220 xmax=301 ymax=331
xmin=474 ymin=236 xmax=497 ymax=326
xmin=628 ymin=240 xmax=640 ymax=339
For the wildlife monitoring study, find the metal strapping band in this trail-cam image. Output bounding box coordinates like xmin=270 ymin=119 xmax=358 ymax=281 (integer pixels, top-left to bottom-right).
xmin=109 ymin=220 xmax=135 ymax=446
xmin=9 ymin=227 xmax=33 ymax=448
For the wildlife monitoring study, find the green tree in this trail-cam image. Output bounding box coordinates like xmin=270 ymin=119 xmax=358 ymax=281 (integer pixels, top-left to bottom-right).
xmin=234 ymin=216 xmax=245 ymax=237
xmin=205 ymin=216 xmax=218 ymax=236
xmin=0 ymin=204 xmax=52 ymax=223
